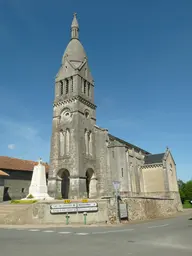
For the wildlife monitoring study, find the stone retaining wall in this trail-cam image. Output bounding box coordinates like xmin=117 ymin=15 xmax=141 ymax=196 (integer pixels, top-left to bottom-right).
xmin=121 ymin=192 xmax=182 ymax=221
xmin=1 ymin=193 xmax=183 ymax=225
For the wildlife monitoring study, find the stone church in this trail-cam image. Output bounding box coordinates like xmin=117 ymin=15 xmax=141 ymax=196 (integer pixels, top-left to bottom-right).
xmin=48 ymin=14 xmax=180 ymax=201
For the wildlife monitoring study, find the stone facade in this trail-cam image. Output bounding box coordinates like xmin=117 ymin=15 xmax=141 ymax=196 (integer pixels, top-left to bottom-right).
xmin=48 ymin=13 xmax=182 ymax=213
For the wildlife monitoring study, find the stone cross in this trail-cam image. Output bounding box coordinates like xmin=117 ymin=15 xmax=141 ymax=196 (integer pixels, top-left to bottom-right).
xmin=38 ymin=158 xmax=42 ymax=165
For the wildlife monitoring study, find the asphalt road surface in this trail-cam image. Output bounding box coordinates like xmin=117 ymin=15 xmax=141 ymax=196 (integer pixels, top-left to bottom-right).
xmin=0 ymin=213 xmax=192 ymax=256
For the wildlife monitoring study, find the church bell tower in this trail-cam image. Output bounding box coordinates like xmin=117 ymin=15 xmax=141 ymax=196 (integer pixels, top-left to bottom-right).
xmin=48 ymin=14 xmax=97 ymax=199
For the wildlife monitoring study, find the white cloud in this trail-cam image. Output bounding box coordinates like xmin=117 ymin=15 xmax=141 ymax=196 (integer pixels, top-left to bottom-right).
xmin=8 ymin=144 xmax=16 ymax=150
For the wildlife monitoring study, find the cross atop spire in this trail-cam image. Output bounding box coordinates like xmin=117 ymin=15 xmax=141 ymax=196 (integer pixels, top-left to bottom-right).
xmin=71 ymin=13 xmax=79 ymax=39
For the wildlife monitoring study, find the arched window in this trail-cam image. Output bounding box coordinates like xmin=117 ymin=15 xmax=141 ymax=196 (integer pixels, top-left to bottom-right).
xmin=59 ymin=130 xmax=65 ymax=156
xmin=84 ymin=80 xmax=86 ymax=94
xmin=121 ymin=168 xmax=124 ymax=177
xmin=88 ymin=83 xmax=90 ymax=97
xmin=66 ymin=129 xmax=70 ymax=154
xmin=71 ymin=77 xmax=73 ymax=92
xmin=66 ymin=79 xmax=69 ymax=94
xmin=85 ymin=68 xmax=87 ymax=77
xmin=60 ymin=81 xmax=63 ymax=95
xmin=81 ymin=78 xmax=84 ymax=93
xmin=89 ymin=131 xmax=93 ymax=156
xmin=85 ymin=129 xmax=89 ymax=154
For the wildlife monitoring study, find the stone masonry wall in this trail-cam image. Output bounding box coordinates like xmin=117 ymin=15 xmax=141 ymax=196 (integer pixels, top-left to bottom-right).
xmin=122 ymin=193 xmax=183 ymax=221
xmin=1 ymin=195 xmax=183 ymax=225
xmin=4 ymin=179 xmax=30 ymax=200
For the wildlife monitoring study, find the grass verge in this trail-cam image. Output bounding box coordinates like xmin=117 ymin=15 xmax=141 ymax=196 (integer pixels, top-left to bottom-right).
xmin=183 ymin=200 xmax=192 ymax=209
xmin=11 ymin=200 xmax=37 ymax=204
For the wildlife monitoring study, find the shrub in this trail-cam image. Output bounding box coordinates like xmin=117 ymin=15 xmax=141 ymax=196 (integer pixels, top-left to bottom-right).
xmin=11 ymin=200 xmax=37 ymax=204
xmin=55 ymin=196 xmax=63 ymax=200
xmin=183 ymin=200 xmax=192 ymax=209
xmin=27 ymin=194 xmax=34 ymax=199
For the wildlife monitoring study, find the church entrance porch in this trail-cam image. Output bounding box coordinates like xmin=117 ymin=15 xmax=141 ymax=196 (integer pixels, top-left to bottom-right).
xmin=86 ymin=168 xmax=97 ymax=198
xmin=57 ymin=169 xmax=70 ymax=199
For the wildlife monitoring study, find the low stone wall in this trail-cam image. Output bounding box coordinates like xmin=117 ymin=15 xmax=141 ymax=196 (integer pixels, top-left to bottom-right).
xmin=1 ymin=193 xmax=183 ymax=225
xmin=2 ymin=199 xmax=109 ymax=225
xmin=122 ymin=192 xmax=183 ymax=221
xmin=31 ymin=199 xmax=109 ymax=225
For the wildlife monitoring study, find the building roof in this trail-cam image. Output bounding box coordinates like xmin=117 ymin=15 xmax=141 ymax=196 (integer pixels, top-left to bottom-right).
xmin=62 ymin=14 xmax=86 ymax=67
xmin=109 ymin=134 xmax=150 ymax=154
xmin=144 ymin=153 xmax=165 ymax=165
xmin=62 ymin=38 xmax=86 ymax=65
xmin=0 ymin=170 xmax=9 ymax=176
xmin=0 ymin=156 xmax=49 ymax=172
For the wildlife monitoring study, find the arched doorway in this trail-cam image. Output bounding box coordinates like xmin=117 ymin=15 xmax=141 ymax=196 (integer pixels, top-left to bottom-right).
xmin=57 ymin=169 xmax=70 ymax=199
xmin=86 ymin=168 xmax=97 ymax=198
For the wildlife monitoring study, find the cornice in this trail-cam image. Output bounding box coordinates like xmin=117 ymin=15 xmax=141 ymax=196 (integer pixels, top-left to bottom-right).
xmin=53 ymin=95 xmax=97 ymax=109
xmin=141 ymin=163 xmax=163 ymax=169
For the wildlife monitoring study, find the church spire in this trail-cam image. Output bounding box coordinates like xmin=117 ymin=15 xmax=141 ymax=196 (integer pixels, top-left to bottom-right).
xmin=71 ymin=13 xmax=79 ymax=39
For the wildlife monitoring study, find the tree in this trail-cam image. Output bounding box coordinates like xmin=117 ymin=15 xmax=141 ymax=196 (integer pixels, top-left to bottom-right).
xmin=179 ymin=188 xmax=186 ymax=204
xmin=178 ymin=179 xmax=185 ymax=189
xmin=178 ymin=179 xmax=186 ymax=204
xmin=184 ymin=180 xmax=192 ymax=200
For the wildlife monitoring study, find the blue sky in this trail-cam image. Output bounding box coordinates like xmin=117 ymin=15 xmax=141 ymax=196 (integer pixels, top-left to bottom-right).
xmin=0 ymin=0 xmax=192 ymax=181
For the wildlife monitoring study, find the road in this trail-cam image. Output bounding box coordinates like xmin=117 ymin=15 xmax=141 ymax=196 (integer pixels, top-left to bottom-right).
xmin=0 ymin=212 xmax=192 ymax=256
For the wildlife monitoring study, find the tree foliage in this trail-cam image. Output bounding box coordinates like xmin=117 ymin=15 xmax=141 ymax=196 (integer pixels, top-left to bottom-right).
xmin=178 ymin=179 xmax=192 ymax=204
xmin=185 ymin=180 xmax=192 ymax=200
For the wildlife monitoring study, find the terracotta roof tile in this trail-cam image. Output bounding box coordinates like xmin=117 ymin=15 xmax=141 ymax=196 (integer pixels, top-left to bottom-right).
xmin=0 ymin=170 xmax=9 ymax=176
xmin=0 ymin=156 xmax=49 ymax=172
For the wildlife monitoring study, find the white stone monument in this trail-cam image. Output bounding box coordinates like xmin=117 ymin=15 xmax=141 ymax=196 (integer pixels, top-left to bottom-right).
xmin=24 ymin=158 xmax=53 ymax=200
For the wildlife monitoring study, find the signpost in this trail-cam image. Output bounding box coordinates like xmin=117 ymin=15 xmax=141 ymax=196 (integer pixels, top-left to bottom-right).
xmin=119 ymin=203 xmax=128 ymax=219
xmin=50 ymin=208 xmax=77 ymax=214
xmin=77 ymin=202 xmax=97 ymax=208
xmin=112 ymin=181 xmax=120 ymax=223
xmin=50 ymin=203 xmax=77 ymax=209
xmin=64 ymin=199 xmax=71 ymax=203
xmin=78 ymin=207 xmax=98 ymax=213
xmin=50 ymin=202 xmax=98 ymax=214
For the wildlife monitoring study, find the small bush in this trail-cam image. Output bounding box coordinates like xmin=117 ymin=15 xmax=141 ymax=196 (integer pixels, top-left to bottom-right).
xmin=11 ymin=200 xmax=37 ymax=204
xmin=55 ymin=196 xmax=63 ymax=200
xmin=27 ymin=194 xmax=34 ymax=199
xmin=183 ymin=200 xmax=192 ymax=209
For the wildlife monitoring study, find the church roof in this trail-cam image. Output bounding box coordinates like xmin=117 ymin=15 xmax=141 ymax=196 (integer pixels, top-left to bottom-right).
xmin=0 ymin=156 xmax=49 ymax=173
xmin=62 ymin=38 xmax=86 ymax=65
xmin=62 ymin=13 xmax=87 ymax=67
xmin=109 ymin=134 xmax=150 ymax=154
xmin=144 ymin=153 xmax=165 ymax=165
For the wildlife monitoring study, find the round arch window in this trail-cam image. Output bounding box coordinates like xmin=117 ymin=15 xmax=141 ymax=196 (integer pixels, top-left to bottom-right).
xmin=85 ymin=111 xmax=89 ymax=118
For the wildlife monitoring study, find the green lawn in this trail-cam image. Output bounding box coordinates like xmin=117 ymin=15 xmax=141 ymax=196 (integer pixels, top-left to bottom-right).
xmin=183 ymin=200 xmax=192 ymax=209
